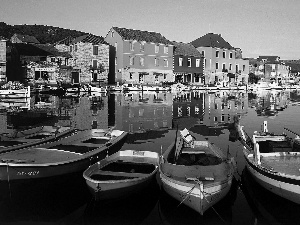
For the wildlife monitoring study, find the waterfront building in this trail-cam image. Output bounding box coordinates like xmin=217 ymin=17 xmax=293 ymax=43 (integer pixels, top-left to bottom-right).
xmin=257 ymin=56 xmax=290 ymax=84
xmin=56 ymin=34 xmax=110 ymax=84
xmin=172 ymin=41 xmax=204 ymax=84
xmin=104 ymin=27 xmax=174 ymax=85
xmin=0 ymin=37 xmax=7 ymax=83
xmin=190 ymin=33 xmax=249 ymax=86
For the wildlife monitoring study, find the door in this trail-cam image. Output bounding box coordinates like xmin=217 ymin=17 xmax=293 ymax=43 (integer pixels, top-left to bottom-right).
xmin=72 ymin=72 xmax=79 ymax=84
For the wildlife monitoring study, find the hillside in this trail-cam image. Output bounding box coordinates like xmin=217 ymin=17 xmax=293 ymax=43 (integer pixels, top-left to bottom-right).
xmin=0 ymin=22 xmax=87 ymax=44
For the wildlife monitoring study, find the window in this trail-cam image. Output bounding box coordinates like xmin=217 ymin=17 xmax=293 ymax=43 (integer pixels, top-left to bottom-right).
xmin=92 ymin=60 xmax=97 ymax=68
xmin=129 ymin=56 xmax=134 ymax=65
xmin=229 ymin=52 xmax=233 ymax=59
xmin=140 ymin=57 xmax=144 ymax=66
xmin=130 ymin=42 xmax=134 ymax=51
xmin=155 ymin=44 xmax=159 ymax=53
xmin=216 ymin=62 xmax=219 ymax=69
xmin=164 ymin=59 xmax=168 ymax=67
xmin=222 ymin=63 xmax=226 ymax=70
xmin=188 ymin=58 xmax=191 ymax=67
xmin=236 ymin=64 xmax=239 ymax=72
xmin=129 ymin=72 xmax=133 ymax=79
xmin=216 ymin=50 xmax=219 ymax=58
xmin=196 ymin=59 xmax=200 ymax=67
xmin=74 ymin=44 xmax=77 ymax=52
xmin=111 ymin=31 xmax=114 ymax=37
xmin=115 ymin=42 xmax=117 ymax=51
xmin=140 ymin=42 xmax=145 ymax=52
xmin=70 ymin=45 xmax=73 ymax=52
xmin=229 ymin=64 xmax=232 ymax=70
xmin=223 ymin=51 xmax=226 ymax=58
xmin=164 ymin=74 xmax=167 ymax=80
xmin=243 ymin=65 xmax=246 ymax=71
xmin=179 ymin=58 xmax=183 ymax=66
xmin=164 ymin=46 xmax=168 ymax=54
xmin=201 ymin=50 xmax=205 ymax=57
xmin=155 ymin=58 xmax=159 ymax=66
xmin=93 ymin=45 xmax=98 ymax=55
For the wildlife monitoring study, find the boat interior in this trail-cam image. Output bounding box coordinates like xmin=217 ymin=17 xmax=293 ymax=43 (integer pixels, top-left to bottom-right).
xmin=90 ymin=160 xmax=156 ymax=181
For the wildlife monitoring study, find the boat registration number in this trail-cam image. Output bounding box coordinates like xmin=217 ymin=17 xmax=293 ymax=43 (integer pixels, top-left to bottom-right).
xmin=133 ymin=151 xmax=144 ymax=156
xmin=17 ymin=171 xmax=39 ymax=176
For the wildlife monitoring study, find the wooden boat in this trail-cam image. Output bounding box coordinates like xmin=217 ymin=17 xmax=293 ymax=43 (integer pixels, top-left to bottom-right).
xmin=83 ymin=150 xmax=159 ymax=200
xmin=159 ymin=128 xmax=235 ymax=215
xmin=0 ymin=129 xmax=127 ymax=181
xmin=0 ymin=126 xmax=75 ymax=154
xmin=235 ymin=119 xmax=300 ymax=204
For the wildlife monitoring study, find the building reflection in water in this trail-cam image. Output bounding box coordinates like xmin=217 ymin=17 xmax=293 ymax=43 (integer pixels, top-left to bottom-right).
xmin=0 ymin=90 xmax=297 ymax=135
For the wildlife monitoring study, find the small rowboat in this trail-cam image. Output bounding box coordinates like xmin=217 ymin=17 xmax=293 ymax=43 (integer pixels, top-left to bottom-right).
xmin=159 ymin=128 xmax=235 ymax=215
xmin=83 ymin=150 xmax=159 ymax=200
xmin=0 ymin=129 xmax=127 ymax=181
xmin=0 ymin=126 xmax=75 ymax=154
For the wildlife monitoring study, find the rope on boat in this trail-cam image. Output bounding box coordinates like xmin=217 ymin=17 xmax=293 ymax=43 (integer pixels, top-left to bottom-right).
xmin=180 ymin=177 xmax=227 ymax=224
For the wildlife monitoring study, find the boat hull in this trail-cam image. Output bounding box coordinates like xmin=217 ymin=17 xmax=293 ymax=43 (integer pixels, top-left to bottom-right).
xmin=160 ymin=171 xmax=233 ymax=215
xmin=85 ymin=173 xmax=156 ymax=200
xmin=0 ymin=130 xmax=127 ymax=181
xmin=244 ymin=153 xmax=300 ymax=204
xmin=83 ymin=150 xmax=159 ymax=200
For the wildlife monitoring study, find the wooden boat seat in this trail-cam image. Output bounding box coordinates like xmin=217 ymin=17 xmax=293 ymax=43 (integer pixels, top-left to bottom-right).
xmin=91 ymin=170 xmax=149 ymax=180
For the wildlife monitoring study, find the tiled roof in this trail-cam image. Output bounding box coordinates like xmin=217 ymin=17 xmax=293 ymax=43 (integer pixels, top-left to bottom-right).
xmin=72 ymin=34 xmax=107 ymax=45
xmin=34 ymin=44 xmax=72 ymax=57
xmin=173 ymin=41 xmax=202 ymax=57
xmin=190 ymin=33 xmax=233 ymax=49
xmin=13 ymin=33 xmax=40 ymax=44
xmin=55 ymin=36 xmax=74 ymax=45
xmin=112 ymin=27 xmax=172 ymax=45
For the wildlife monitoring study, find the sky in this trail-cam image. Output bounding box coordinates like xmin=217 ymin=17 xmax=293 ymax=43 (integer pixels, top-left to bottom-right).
xmin=1 ymin=0 xmax=300 ymax=60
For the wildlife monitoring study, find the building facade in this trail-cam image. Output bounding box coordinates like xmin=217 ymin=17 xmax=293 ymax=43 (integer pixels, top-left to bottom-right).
xmin=105 ymin=27 xmax=174 ymax=85
xmin=190 ymin=33 xmax=249 ymax=85
xmin=0 ymin=37 xmax=7 ymax=83
xmin=55 ymin=34 xmax=110 ymax=84
xmin=173 ymin=41 xmax=204 ymax=84
xmin=257 ymin=56 xmax=290 ymax=84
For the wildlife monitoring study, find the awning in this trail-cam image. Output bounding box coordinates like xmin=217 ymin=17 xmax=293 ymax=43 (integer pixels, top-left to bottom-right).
xmin=139 ymin=72 xmax=149 ymax=75
xmin=228 ymin=73 xmax=235 ymax=78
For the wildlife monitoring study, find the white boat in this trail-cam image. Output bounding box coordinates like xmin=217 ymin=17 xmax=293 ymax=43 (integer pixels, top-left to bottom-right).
xmin=0 ymin=86 xmax=30 ymax=98
xmin=159 ymin=128 xmax=235 ymax=215
xmin=235 ymin=119 xmax=300 ymax=204
xmin=83 ymin=150 xmax=159 ymax=200
xmin=249 ymin=81 xmax=271 ymax=91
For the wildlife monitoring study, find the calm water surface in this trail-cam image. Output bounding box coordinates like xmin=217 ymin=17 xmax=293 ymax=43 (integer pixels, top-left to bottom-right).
xmin=0 ymin=89 xmax=300 ymax=225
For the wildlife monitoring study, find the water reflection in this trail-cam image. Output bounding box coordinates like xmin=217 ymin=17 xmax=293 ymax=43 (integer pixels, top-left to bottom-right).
xmin=0 ymin=89 xmax=300 ymax=225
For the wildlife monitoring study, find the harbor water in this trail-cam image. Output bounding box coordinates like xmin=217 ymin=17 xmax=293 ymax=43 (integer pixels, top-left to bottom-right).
xmin=0 ymin=89 xmax=300 ymax=225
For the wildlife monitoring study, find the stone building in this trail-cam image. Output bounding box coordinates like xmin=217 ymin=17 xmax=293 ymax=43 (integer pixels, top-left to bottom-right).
xmin=56 ymin=34 xmax=110 ymax=84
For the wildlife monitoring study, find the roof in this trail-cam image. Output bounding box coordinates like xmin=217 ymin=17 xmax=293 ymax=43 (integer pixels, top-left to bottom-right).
xmin=257 ymin=56 xmax=280 ymax=64
xmin=33 ymin=44 xmax=72 ymax=58
xmin=173 ymin=41 xmax=202 ymax=57
xmin=71 ymin=34 xmax=107 ymax=45
xmin=190 ymin=33 xmax=234 ymax=49
xmin=13 ymin=43 xmax=51 ymax=56
xmin=12 ymin=33 xmax=40 ymax=44
xmin=55 ymin=36 xmax=74 ymax=45
xmin=112 ymin=27 xmax=172 ymax=45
